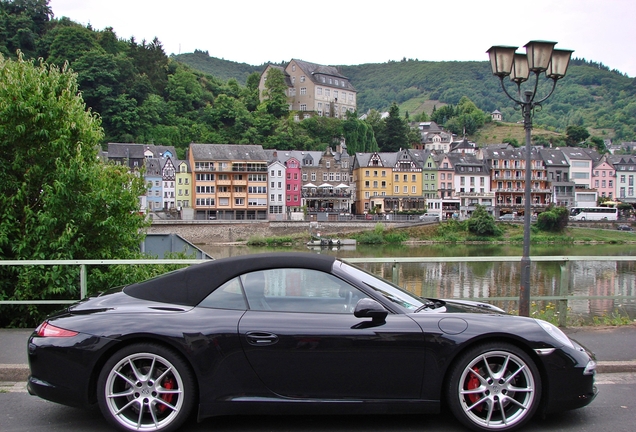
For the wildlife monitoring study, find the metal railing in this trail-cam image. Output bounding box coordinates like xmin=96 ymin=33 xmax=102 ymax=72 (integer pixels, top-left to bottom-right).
xmin=0 ymin=259 xmax=207 ymax=305
xmin=1 ymin=256 xmax=634 ymax=326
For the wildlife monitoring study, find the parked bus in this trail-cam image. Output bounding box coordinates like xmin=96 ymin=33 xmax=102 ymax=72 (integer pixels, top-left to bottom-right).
xmin=569 ymin=206 xmax=618 ymax=221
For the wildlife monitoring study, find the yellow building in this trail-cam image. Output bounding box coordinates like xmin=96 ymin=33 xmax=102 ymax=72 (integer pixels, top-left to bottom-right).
xmin=175 ymin=160 xmax=192 ymax=214
xmin=387 ymin=149 xmax=424 ymax=212
xmin=352 ymin=150 xmax=426 ymax=215
xmin=352 ymin=152 xmax=393 ymax=215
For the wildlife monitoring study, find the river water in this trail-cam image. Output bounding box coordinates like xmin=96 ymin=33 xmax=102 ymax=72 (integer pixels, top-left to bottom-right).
xmin=200 ymin=242 xmax=636 ymax=323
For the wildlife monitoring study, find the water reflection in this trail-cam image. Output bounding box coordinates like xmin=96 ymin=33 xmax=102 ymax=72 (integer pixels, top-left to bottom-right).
xmin=200 ymin=243 xmax=636 ymax=322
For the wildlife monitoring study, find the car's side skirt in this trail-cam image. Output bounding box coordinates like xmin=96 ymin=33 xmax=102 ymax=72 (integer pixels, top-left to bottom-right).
xmin=198 ymin=398 xmax=439 ymax=420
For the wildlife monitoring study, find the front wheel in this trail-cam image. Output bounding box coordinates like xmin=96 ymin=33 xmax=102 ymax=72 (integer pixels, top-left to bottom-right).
xmin=97 ymin=343 xmax=195 ymax=432
xmin=446 ymin=342 xmax=541 ymax=431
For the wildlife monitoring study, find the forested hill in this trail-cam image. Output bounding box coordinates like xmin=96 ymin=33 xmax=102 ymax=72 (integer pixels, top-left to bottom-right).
xmin=2 ymin=0 xmax=635 ymax=151
xmin=170 ymin=50 xmax=265 ymax=84
xmin=175 ymin=51 xmax=636 ymax=140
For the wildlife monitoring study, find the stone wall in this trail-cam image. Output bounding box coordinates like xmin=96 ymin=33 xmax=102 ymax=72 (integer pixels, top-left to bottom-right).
xmin=147 ymin=220 xmax=397 ymax=245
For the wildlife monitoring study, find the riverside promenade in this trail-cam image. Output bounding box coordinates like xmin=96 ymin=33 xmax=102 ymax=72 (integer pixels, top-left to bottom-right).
xmin=1 ymin=324 xmax=635 ymax=385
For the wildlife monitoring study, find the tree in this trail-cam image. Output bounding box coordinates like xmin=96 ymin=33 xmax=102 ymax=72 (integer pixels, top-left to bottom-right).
xmin=0 ymin=0 xmax=53 ymax=57
xmin=430 ymin=104 xmax=455 ymax=125
xmin=466 ymin=205 xmax=501 ymax=237
xmin=536 ymin=206 xmax=569 ymax=232
xmin=565 ymin=125 xmax=590 ymax=146
xmin=0 ymin=54 xmax=149 ymax=326
xmin=378 ymin=102 xmax=408 ymax=152
xmin=260 ymin=67 xmax=288 ymax=119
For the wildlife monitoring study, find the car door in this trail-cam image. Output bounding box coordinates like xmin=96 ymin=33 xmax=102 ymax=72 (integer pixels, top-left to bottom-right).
xmin=238 ymin=268 xmax=425 ymax=400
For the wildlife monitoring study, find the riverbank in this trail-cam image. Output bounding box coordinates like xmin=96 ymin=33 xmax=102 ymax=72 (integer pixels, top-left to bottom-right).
xmin=240 ymin=223 xmax=636 ymax=248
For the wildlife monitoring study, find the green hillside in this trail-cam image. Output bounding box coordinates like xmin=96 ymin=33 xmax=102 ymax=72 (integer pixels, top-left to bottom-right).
xmin=170 ymin=50 xmax=265 ymax=84
xmin=2 ymin=0 xmax=635 ymax=149
xmin=175 ymin=53 xmax=636 ymax=140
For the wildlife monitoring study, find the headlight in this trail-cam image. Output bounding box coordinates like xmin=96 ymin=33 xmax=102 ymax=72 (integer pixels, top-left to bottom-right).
xmin=535 ymin=319 xmax=575 ymax=349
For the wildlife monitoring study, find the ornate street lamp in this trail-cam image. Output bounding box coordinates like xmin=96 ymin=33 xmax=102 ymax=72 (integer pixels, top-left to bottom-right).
xmin=487 ymin=41 xmax=573 ymax=317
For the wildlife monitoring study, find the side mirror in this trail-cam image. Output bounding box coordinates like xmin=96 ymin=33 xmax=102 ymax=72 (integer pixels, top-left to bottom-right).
xmin=354 ymin=298 xmax=388 ymax=323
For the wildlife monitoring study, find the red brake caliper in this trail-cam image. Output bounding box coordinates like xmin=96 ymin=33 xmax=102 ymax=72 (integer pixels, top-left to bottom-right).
xmin=467 ymin=367 xmax=483 ymax=411
xmin=158 ymin=377 xmax=175 ymax=413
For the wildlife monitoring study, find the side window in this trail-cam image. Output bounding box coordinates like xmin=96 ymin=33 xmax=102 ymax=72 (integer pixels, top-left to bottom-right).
xmin=242 ymin=269 xmax=364 ymax=314
xmin=198 ymin=277 xmax=247 ymax=310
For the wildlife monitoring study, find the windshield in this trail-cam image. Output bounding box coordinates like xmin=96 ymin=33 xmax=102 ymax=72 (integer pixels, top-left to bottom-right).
xmin=338 ymin=261 xmax=425 ymax=311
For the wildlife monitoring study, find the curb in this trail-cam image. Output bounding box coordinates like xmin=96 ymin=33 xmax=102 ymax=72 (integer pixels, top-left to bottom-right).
xmin=0 ymin=364 xmax=29 ymax=382
xmin=2 ymin=361 xmax=635 ymax=383
xmin=596 ymin=361 xmax=636 ymax=374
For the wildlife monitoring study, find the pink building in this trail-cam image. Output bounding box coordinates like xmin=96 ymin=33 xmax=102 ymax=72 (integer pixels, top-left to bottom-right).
xmin=592 ymin=158 xmax=616 ymax=199
xmin=285 ymin=157 xmax=302 ymax=211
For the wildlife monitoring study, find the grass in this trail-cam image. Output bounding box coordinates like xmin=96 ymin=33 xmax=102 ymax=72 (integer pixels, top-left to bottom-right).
xmin=246 ymin=235 xmax=297 ymax=246
xmin=397 ymin=222 xmax=636 ymax=245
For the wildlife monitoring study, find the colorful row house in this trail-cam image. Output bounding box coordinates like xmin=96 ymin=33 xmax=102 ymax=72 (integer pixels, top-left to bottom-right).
xmin=106 ymin=142 xmax=634 ymax=221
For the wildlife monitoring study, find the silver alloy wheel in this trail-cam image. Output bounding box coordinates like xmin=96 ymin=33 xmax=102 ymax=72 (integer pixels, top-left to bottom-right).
xmin=457 ymin=350 xmax=536 ymax=430
xmin=103 ymin=352 xmax=185 ymax=431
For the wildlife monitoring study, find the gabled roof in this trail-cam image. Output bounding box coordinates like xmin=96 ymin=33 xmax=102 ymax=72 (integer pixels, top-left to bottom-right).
xmin=450 ymin=138 xmax=476 ymax=152
xmin=107 ymin=143 xmax=145 ymax=159
xmin=481 ymin=147 xmax=543 ymax=161
xmin=190 ymin=144 xmax=268 ymax=161
xmin=539 ymin=148 xmax=569 ymax=167
xmin=145 ymin=145 xmax=178 ymax=159
xmin=262 ymin=64 xmax=293 ymax=87
xmin=291 ymin=59 xmax=356 ymax=91
xmin=145 ymin=158 xmax=162 ymax=176
xmin=559 ymin=147 xmax=593 ymax=161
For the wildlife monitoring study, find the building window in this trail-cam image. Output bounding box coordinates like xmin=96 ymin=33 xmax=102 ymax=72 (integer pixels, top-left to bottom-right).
xmin=300 ymin=87 xmax=306 ymax=95
xmin=300 ymin=104 xmax=307 ymax=111
xmin=317 ymin=88 xmax=322 ymax=96
xmin=300 ymin=75 xmax=305 ymax=82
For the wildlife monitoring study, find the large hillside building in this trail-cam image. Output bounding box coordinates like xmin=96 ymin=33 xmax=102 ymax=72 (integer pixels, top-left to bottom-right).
xmin=258 ymin=59 xmax=357 ymax=119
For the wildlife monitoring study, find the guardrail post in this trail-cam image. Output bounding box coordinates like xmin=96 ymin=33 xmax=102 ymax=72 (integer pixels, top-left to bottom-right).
xmin=392 ymin=263 xmax=400 ymax=286
xmin=80 ymin=264 xmax=87 ymax=299
xmin=558 ymin=261 xmax=570 ymax=327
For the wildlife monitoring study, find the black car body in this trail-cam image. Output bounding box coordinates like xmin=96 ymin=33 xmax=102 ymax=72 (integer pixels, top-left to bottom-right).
xmin=28 ymin=252 xmax=597 ymax=432
xmin=617 ymin=224 xmax=633 ymax=231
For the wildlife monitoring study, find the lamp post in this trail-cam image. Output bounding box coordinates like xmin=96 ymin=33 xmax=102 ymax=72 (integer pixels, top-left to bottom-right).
xmin=487 ymin=41 xmax=573 ymax=317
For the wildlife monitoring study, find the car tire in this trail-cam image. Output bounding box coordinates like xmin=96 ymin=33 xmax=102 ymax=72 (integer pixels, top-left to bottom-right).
xmin=446 ymin=342 xmax=541 ymax=432
xmin=97 ymin=343 xmax=196 ymax=432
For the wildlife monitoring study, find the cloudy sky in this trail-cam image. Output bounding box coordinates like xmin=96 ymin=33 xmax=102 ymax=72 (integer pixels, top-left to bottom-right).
xmin=49 ymin=0 xmax=636 ymax=77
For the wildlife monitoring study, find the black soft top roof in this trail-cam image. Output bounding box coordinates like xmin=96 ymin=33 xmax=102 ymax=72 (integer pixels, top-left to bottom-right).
xmin=124 ymin=252 xmax=337 ymax=306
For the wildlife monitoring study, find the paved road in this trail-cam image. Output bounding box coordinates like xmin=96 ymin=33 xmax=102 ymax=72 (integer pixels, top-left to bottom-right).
xmin=1 ymin=375 xmax=635 ymax=431
xmin=2 ymin=326 xmax=635 ymax=431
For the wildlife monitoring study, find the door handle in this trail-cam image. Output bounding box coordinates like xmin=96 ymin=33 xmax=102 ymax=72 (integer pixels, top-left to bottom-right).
xmin=245 ymin=331 xmax=279 ymax=346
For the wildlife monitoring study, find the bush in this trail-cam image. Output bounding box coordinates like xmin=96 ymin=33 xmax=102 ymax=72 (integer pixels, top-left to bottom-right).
xmin=536 ymin=206 xmax=569 ymax=232
xmin=466 ymin=205 xmax=502 ymax=237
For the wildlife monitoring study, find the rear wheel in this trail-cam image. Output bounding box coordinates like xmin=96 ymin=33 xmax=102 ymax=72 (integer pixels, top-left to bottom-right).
xmin=97 ymin=343 xmax=195 ymax=432
xmin=446 ymin=342 xmax=541 ymax=431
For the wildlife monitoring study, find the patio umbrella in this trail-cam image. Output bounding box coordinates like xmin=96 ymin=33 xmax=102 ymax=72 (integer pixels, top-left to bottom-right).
xmin=302 ymin=183 xmax=317 ymax=188
xmin=335 ymin=183 xmax=350 ymax=189
xmin=318 ymin=183 xmax=333 ymax=188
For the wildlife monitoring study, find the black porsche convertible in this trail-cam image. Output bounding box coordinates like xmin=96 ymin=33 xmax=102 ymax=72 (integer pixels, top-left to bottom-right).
xmin=27 ymin=252 xmax=597 ymax=432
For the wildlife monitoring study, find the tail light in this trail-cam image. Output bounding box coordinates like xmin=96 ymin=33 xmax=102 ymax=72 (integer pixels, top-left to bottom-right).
xmin=35 ymin=322 xmax=79 ymax=337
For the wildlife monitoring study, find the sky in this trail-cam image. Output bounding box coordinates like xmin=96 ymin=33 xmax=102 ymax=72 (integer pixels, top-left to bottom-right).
xmin=49 ymin=0 xmax=636 ymax=78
